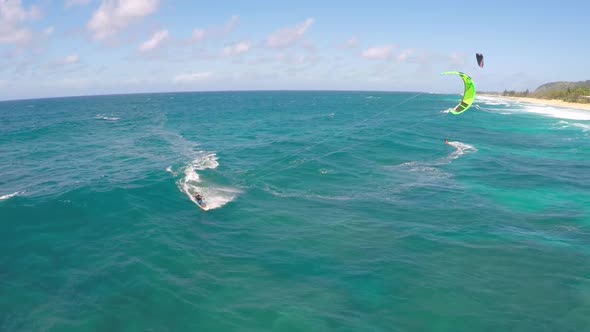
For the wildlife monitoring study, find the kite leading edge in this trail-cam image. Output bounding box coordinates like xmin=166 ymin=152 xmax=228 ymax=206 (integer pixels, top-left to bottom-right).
xmin=441 ymin=71 xmax=476 ymax=115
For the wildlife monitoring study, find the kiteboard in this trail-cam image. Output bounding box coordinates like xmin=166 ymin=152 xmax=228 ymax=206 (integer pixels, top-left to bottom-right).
xmin=189 ymin=194 xmax=209 ymax=211
xmin=196 ymin=199 xmax=209 ymax=211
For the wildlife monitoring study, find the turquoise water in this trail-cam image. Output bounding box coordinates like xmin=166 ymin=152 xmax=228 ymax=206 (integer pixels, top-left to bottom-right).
xmin=1 ymin=91 xmax=589 ymax=331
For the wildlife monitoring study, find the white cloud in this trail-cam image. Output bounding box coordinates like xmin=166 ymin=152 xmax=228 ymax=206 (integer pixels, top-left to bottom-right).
xmin=173 ymin=72 xmax=213 ymax=83
xmin=223 ymin=15 xmax=239 ymax=33
xmin=266 ymin=18 xmax=314 ymax=49
xmin=0 ymin=0 xmax=41 ymax=22
xmin=222 ymin=41 xmax=251 ymax=57
xmin=361 ymin=45 xmax=394 ymax=60
xmin=139 ymin=29 xmax=168 ymax=52
xmin=191 ymin=28 xmax=206 ymax=42
xmin=61 ymin=54 xmax=80 ymax=64
xmin=0 ymin=0 xmax=42 ymax=45
xmin=191 ymin=15 xmax=239 ymax=43
xmin=65 ymin=0 xmax=92 ymax=8
xmin=87 ymin=0 xmax=159 ymax=40
xmin=397 ymin=48 xmax=415 ymax=61
xmin=343 ymin=36 xmax=358 ymax=49
xmin=43 ymin=26 xmax=54 ymax=36
xmin=0 ymin=28 xmax=31 ymax=44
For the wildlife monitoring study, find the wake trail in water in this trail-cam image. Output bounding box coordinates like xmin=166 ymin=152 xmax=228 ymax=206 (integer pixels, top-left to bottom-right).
xmin=385 ymin=141 xmax=477 ymax=189
xmin=0 ymin=191 xmax=22 ymax=201
xmin=443 ymin=141 xmax=478 ymax=163
xmin=175 ymin=153 xmax=239 ymax=210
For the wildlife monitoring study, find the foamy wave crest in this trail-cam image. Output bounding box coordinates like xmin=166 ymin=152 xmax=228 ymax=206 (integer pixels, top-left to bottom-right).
xmin=517 ymin=105 xmax=590 ymax=121
xmin=573 ymin=123 xmax=590 ymax=131
xmin=192 ymin=153 xmax=219 ymax=170
xmin=177 ymin=153 xmax=238 ymax=210
xmin=446 ymin=141 xmax=477 ymax=161
xmin=166 ymin=166 xmax=177 ymax=176
xmin=95 ymin=114 xmax=120 ymax=121
xmin=556 ymin=120 xmax=590 ymax=132
xmin=0 ymin=191 xmax=22 ymax=201
xmin=477 ymin=96 xmax=511 ymax=106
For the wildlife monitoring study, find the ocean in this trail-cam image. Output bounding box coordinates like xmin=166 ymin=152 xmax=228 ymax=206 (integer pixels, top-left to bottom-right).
xmin=1 ymin=91 xmax=589 ymax=331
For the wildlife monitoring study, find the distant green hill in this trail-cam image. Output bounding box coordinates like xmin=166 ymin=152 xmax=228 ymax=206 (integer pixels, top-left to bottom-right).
xmin=496 ymin=80 xmax=590 ymax=103
xmin=535 ymin=80 xmax=590 ymax=94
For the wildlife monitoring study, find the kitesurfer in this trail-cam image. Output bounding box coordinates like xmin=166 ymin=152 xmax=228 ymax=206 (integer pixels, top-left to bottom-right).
xmin=444 ymin=138 xmax=449 ymax=145
xmin=194 ymin=192 xmax=204 ymax=204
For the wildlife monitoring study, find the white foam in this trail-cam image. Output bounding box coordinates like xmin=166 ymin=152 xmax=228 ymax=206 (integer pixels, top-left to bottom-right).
xmin=385 ymin=161 xmax=453 ymax=192
xmin=446 ymin=141 xmax=477 ymax=161
xmin=477 ymin=96 xmax=512 ymax=106
xmin=192 ymin=153 xmax=219 ymax=171
xmin=573 ymin=123 xmax=590 ymax=131
xmin=166 ymin=166 xmax=177 ymax=176
xmin=517 ymin=105 xmax=590 ymax=121
xmin=555 ymin=120 xmax=590 ymax=132
xmin=95 ymin=114 xmax=120 ymax=121
xmin=177 ymin=153 xmax=238 ymax=210
xmin=478 ymin=96 xmax=590 ymax=120
xmin=0 ymin=191 xmax=22 ymax=201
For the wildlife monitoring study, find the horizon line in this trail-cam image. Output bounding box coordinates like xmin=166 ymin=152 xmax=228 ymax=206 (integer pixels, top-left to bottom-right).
xmin=0 ymin=89 xmax=456 ymax=103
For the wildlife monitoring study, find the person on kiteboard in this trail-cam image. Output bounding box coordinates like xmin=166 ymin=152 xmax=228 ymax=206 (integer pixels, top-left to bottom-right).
xmin=194 ymin=192 xmax=204 ymax=204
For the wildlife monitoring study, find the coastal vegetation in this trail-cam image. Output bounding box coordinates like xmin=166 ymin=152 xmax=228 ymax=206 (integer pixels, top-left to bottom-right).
xmin=498 ymin=80 xmax=590 ymax=103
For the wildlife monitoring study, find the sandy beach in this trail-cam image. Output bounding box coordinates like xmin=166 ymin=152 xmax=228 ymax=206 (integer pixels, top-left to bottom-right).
xmin=480 ymin=94 xmax=590 ymax=111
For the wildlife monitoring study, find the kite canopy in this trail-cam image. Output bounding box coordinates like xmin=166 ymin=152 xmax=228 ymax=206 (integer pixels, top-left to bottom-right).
xmin=476 ymin=53 xmax=484 ymax=68
xmin=441 ymin=71 xmax=476 ymax=115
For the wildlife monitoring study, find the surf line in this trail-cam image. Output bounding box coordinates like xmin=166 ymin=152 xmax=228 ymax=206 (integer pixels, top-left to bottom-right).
xmin=239 ymin=94 xmax=447 ymax=185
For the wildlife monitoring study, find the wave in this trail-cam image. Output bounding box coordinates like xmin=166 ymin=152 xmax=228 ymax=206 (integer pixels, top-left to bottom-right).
xmin=477 ymin=96 xmax=511 ymax=106
xmin=166 ymin=166 xmax=177 ymax=176
xmin=95 ymin=114 xmax=120 ymax=121
xmin=477 ymin=97 xmax=590 ymax=120
xmin=176 ymin=153 xmax=239 ymax=210
xmin=517 ymin=105 xmax=590 ymax=121
xmin=556 ymin=120 xmax=590 ymax=132
xmin=573 ymin=123 xmax=590 ymax=131
xmin=0 ymin=191 xmax=22 ymax=201
xmin=445 ymin=141 xmax=477 ymax=161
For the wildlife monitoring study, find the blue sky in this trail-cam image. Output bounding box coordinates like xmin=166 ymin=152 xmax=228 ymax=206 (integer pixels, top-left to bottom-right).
xmin=1 ymin=0 xmax=589 ymax=100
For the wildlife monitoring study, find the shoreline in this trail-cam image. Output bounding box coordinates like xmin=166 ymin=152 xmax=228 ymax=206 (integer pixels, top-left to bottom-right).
xmin=479 ymin=94 xmax=590 ymax=111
